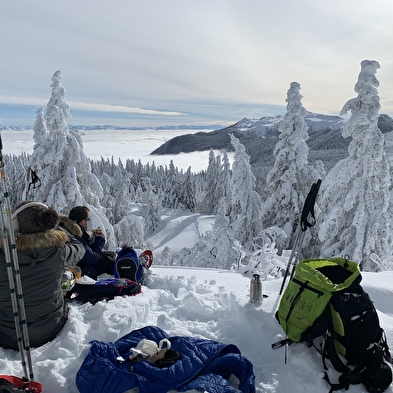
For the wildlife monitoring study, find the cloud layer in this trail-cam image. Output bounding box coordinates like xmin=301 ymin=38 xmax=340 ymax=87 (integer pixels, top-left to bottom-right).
xmin=1 ymin=0 xmax=393 ymax=126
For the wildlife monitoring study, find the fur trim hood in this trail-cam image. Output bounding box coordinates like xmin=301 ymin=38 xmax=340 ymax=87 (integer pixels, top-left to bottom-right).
xmin=1 ymin=228 xmax=70 ymax=252
xmin=59 ymin=215 xmax=83 ymax=237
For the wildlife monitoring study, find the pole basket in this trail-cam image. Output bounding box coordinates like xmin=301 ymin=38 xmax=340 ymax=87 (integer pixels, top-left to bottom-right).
xmin=0 ymin=375 xmax=43 ymax=392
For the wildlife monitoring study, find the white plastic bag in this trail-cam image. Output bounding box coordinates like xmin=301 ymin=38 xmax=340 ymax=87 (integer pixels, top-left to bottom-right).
xmin=129 ymin=338 xmax=171 ymax=362
xmin=136 ymin=339 xmax=159 ymax=357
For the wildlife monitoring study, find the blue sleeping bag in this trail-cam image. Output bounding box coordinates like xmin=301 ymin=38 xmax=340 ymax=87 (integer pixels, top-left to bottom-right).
xmin=76 ymin=325 xmax=255 ymax=393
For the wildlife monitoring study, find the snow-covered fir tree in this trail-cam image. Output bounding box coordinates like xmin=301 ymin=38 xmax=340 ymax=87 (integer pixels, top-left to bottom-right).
xmin=178 ymin=166 xmax=196 ymax=212
xmin=5 ymin=153 xmax=30 ymax=208
xmin=317 ymin=60 xmax=391 ymax=270
xmin=163 ymin=160 xmax=179 ymax=209
xmin=199 ymin=150 xmax=232 ymax=215
xmin=111 ymin=159 xmax=135 ymax=222
xmin=21 ymin=108 xmax=48 ymax=201
xmin=210 ymin=197 xmax=236 ymax=268
xmin=93 ymin=157 xmax=134 ymax=223
xmin=113 ymin=213 xmax=145 ymax=249
xmin=219 ymin=152 xmax=232 ymax=214
xmin=199 ymin=149 xmax=218 ymax=214
xmin=230 ymin=134 xmax=263 ymax=244
xmin=28 ymin=70 xmax=116 ymax=248
xmin=32 ymin=108 xmax=47 ymax=148
xmin=261 ymin=82 xmax=321 ymax=249
xmin=141 ymin=177 xmax=162 ymax=234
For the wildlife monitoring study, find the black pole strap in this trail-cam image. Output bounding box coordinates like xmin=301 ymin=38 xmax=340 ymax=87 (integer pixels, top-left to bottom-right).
xmin=301 ymin=179 xmax=321 ymax=231
xmin=27 ymin=168 xmax=41 ymax=193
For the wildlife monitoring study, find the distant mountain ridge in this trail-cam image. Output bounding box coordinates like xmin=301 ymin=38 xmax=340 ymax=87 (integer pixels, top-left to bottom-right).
xmin=151 ymin=112 xmax=393 ymax=171
xmin=0 ymin=124 xmax=222 ymax=131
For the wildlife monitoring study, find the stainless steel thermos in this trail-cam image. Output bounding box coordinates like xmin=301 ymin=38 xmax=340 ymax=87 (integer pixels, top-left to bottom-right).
xmin=250 ymin=273 xmax=262 ymax=303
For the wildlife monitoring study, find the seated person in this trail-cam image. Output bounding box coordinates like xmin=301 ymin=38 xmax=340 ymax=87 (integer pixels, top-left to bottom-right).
xmin=0 ymin=201 xmax=85 ymax=350
xmin=60 ymin=206 xmax=110 ymax=280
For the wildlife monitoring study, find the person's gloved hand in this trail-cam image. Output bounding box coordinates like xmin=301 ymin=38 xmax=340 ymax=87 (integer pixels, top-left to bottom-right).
xmin=92 ymin=227 xmax=105 ymax=239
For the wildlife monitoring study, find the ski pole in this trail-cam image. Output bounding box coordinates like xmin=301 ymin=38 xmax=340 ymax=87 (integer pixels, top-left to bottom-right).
xmin=278 ymin=179 xmax=321 ymax=296
xmin=0 ymin=134 xmax=35 ymax=381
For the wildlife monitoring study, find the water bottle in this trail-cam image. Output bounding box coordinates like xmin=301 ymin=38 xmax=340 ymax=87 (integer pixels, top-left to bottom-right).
xmin=250 ymin=274 xmax=262 ymax=303
xmin=61 ymin=271 xmax=74 ymax=292
xmin=61 ymin=266 xmax=82 ymax=293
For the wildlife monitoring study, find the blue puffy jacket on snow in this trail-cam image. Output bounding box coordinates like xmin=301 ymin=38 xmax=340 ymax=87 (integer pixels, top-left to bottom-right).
xmin=76 ymin=325 xmax=255 ymax=393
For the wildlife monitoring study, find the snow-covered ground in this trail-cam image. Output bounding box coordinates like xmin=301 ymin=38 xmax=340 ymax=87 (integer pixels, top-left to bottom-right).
xmin=0 ymin=209 xmax=392 ymax=393
xmin=0 ymin=127 xmax=392 ymax=392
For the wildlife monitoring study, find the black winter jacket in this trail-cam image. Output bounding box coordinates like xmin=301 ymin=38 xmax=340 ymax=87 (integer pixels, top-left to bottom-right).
xmin=0 ymin=227 xmax=85 ymax=350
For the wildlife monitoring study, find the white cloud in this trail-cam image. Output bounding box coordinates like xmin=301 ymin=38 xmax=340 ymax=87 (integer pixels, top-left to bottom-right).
xmin=68 ymin=102 xmax=184 ymax=116
xmin=1 ymin=0 xmax=393 ymax=125
xmin=0 ymin=96 xmax=184 ymax=116
xmin=0 ymin=96 xmax=47 ymax=107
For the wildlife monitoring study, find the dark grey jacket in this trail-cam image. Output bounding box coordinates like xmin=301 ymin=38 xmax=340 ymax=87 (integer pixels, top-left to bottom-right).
xmin=0 ymin=226 xmax=85 ymax=350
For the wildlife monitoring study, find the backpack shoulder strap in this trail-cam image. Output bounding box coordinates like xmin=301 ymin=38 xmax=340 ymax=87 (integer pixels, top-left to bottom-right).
xmin=380 ymin=330 xmax=393 ymax=364
xmin=322 ymin=330 xmax=349 ymax=373
xmin=321 ymin=303 xmax=365 ymax=391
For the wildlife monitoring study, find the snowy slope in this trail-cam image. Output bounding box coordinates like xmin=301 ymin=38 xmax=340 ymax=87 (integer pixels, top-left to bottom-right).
xmin=0 ymin=124 xmax=392 ymax=392
xmin=0 ymin=210 xmax=392 ymax=393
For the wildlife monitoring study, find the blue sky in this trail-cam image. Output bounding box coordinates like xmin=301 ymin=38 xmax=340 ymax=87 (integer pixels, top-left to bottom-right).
xmin=1 ymin=0 xmax=393 ymax=127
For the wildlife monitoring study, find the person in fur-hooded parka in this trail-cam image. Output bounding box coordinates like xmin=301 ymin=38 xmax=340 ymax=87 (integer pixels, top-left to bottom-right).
xmin=0 ymin=201 xmax=85 ymax=350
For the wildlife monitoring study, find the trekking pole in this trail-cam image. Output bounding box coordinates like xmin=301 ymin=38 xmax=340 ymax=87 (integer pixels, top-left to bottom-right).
xmin=278 ymin=179 xmax=321 ymax=296
xmin=0 ymin=134 xmax=35 ymax=381
xmin=272 ymin=179 xmax=321 ymax=365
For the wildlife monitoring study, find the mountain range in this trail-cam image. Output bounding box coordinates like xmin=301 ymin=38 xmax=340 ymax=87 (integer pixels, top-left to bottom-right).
xmin=151 ymin=112 xmax=393 ymax=176
xmin=0 ymin=124 xmax=222 ymax=132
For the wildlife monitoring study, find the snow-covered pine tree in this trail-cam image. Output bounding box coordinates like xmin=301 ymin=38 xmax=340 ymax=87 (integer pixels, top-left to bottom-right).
xmin=199 ymin=150 xmax=232 ymax=215
xmin=261 ymin=82 xmax=321 ymax=249
xmin=19 ymin=108 xmax=48 ymax=201
xmin=5 ymin=153 xmax=30 ymax=208
xmin=178 ymin=166 xmax=196 ymax=212
xmin=29 ymin=70 xmax=116 ymax=248
xmin=33 ymin=108 xmax=47 ymax=149
xmin=199 ymin=149 xmax=219 ymax=214
xmin=317 ymin=60 xmax=391 ymax=270
xmin=210 ymin=197 xmax=236 ymax=269
xmin=141 ymin=177 xmax=162 ymax=234
xmin=220 ymin=152 xmax=232 ymax=214
xmin=110 ymin=158 xmax=135 ymax=222
xmin=163 ymin=160 xmax=179 ymax=209
xmin=113 ymin=213 xmax=145 ymax=249
xmin=230 ymin=134 xmax=263 ymax=244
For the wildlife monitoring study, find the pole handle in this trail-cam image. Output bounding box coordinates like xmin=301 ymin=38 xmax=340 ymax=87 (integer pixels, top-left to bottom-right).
xmin=300 ymin=179 xmax=321 ymax=231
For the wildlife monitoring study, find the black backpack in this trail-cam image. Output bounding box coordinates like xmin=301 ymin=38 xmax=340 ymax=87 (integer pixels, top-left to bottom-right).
xmin=113 ymin=246 xmax=144 ymax=283
xmin=273 ymin=257 xmax=393 ymax=392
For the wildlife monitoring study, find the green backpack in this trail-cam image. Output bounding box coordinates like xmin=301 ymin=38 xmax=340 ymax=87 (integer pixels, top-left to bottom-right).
xmin=273 ymin=257 xmax=393 ymax=392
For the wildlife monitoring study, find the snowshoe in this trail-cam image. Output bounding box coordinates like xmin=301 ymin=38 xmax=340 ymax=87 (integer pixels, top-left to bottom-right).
xmin=0 ymin=375 xmax=42 ymax=393
xmin=139 ymin=250 xmax=153 ymax=269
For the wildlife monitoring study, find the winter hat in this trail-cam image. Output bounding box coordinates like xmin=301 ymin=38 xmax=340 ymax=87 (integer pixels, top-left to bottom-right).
xmin=11 ymin=201 xmax=59 ymax=234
